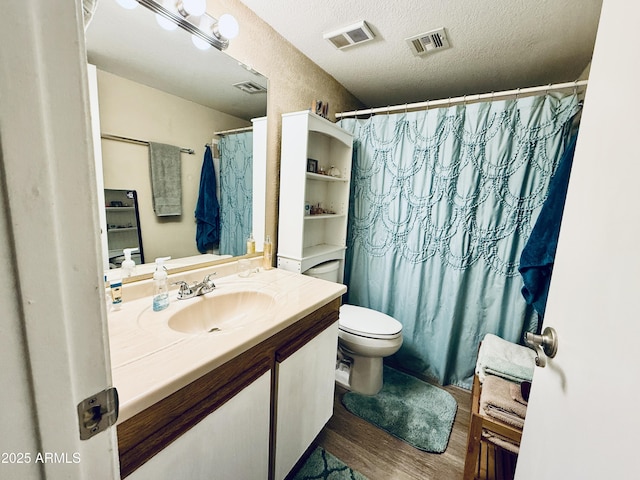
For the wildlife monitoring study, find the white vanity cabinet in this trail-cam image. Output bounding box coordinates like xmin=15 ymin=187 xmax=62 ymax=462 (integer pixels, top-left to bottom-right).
xmin=117 ymin=298 xmax=341 ymax=480
xmin=274 ymin=322 xmax=339 ymax=480
xmin=127 ymin=372 xmax=270 ymax=480
xmin=277 ymin=111 xmax=353 ymax=280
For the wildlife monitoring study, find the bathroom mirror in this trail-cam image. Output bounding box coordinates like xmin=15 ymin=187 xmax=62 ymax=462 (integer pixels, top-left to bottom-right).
xmin=84 ymin=0 xmax=268 ymax=280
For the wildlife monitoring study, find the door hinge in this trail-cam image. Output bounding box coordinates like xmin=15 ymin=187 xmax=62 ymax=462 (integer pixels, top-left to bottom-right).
xmin=77 ymin=387 xmax=119 ymax=440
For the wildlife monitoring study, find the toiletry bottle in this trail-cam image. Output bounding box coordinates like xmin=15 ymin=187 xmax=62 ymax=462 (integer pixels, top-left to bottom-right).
xmin=263 ymin=235 xmax=273 ymax=270
xmin=153 ymin=256 xmax=171 ymax=312
xmin=104 ymin=275 xmax=112 ymax=311
xmin=110 ymin=273 xmax=123 ymax=311
xmin=247 ymin=232 xmax=256 ymax=254
xmin=121 ymin=247 xmax=139 ymax=278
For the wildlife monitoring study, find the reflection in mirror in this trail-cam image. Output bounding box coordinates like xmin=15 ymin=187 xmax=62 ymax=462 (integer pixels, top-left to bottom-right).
xmin=84 ymin=0 xmax=268 ymax=280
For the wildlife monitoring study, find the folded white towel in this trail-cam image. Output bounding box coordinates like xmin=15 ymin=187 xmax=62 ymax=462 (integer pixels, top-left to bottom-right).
xmin=482 ymin=430 xmax=520 ymax=454
xmin=475 ymin=334 xmax=536 ymax=384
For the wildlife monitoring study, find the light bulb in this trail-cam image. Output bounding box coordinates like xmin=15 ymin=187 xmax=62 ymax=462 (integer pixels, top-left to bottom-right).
xmin=156 ymin=13 xmax=178 ymax=30
xmin=178 ymin=0 xmax=206 ymax=17
xmin=218 ymin=14 xmax=239 ymax=39
xmin=192 ymin=34 xmax=211 ymax=50
xmin=116 ymin=0 xmax=138 ymax=9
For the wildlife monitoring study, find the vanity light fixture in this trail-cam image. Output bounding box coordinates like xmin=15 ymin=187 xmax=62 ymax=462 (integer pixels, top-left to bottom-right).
xmin=116 ymin=0 xmax=139 ymax=9
xmin=216 ymin=13 xmax=239 ymax=40
xmin=120 ymin=0 xmax=239 ymax=51
xmin=155 ymin=0 xmax=178 ymax=30
xmin=177 ymin=0 xmax=206 ymax=17
xmin=192 ymin=15 xmax=213 ymax=50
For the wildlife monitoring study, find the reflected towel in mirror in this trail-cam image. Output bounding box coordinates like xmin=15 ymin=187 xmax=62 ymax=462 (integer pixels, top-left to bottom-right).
xmin=149 ymin=141 xmax=182 ymax=216
xmin=195 ymin=145 xmax=220 ymax=252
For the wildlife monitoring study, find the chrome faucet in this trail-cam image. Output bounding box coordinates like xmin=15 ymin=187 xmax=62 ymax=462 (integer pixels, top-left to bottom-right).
xmin=173 ymin=273 xmax=216 ymax=300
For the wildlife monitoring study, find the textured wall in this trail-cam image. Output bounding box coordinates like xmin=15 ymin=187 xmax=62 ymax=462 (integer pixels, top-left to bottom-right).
xmin=209 ymin=0 xmax=364 ymax=248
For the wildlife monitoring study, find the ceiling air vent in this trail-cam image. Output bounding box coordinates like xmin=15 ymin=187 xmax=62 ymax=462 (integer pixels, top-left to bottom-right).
xmin=323 ymin=21 xmax=375 ymax=50
xmin=406 ymin=28 xmax=451 ymax=57
xmin=233 ymin=81 xmax=267 ymax=94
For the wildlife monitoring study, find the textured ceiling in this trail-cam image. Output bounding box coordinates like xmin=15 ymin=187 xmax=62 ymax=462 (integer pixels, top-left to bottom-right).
xmin=239 ymin=0 xmax=603 ymax=108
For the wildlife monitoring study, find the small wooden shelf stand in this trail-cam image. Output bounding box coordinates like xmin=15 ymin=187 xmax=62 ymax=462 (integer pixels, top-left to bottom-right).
xmin=463 ymin=374 xmax=523 ymax=480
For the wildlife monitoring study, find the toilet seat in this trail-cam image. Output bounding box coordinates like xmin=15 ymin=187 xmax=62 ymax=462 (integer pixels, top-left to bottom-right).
xmin=339 ymin=304 xmax=402 ymax=340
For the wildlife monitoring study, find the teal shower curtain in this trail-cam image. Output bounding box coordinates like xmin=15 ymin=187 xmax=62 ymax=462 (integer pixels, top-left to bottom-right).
xmin=338 ymin=93 xmax=579 ymax=388
xmin=218 ymin=131 xmax=253 ymax=256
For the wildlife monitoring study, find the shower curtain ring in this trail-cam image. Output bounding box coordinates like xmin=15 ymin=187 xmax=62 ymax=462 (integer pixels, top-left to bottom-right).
xmin=573 ymin=80 xmax=579 ymax=95
xmin=515 ymin=88 xmax=520 ymax=100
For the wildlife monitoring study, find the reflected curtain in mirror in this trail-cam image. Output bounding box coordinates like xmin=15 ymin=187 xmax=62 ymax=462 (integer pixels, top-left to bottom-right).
xmin=219 ymin=132 xmax=253 ymax=256
xmin=338 ymin=94 xmax=580 ymax=388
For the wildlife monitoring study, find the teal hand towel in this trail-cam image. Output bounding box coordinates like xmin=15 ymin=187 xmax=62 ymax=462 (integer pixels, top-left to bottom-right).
xmin=149 ymin=141 xmax=182 ymax=216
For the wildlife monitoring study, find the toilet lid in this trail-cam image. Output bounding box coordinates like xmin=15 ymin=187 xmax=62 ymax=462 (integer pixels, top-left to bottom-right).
xmin=339 ymin=304 xmax=402 ymax=339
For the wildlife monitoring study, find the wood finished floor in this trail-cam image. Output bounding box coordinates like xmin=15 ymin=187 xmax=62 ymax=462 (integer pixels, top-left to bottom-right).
xmin=314 ymin=381 xmax=472 ymax=480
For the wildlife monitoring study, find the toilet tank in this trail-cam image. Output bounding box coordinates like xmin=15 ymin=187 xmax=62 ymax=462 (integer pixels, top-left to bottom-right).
xmin=303 ymin=260 xmax=340 ymax=283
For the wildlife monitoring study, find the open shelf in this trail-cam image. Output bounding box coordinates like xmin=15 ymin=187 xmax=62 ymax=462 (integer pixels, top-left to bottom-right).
xmin=277 ymin=111 xmax=353 ymax=283
xmin=305 ymin=172 xmax=348 ymax=182
xmin=304 ymin=214 xmax=346 ymax=220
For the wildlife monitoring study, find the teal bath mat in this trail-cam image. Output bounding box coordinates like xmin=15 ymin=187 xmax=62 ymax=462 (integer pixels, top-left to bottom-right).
xmin=342 ymin=366 xmax=457 ymax=453
xmin=292 ymin=447 xmax=368 ymax=480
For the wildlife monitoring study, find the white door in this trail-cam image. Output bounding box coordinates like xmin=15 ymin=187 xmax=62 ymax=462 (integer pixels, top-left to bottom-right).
xmin=516 ymin=1 xmax=640 ymax=478
xmin=0 ymin=1 xmax=119 ymax=479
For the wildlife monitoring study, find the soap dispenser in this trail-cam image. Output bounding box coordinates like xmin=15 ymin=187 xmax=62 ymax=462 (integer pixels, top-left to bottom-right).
xmin=153 ymin=256 xmax=171 ymax=312
xmin=121 ymin=248 xmax=139 ymax=278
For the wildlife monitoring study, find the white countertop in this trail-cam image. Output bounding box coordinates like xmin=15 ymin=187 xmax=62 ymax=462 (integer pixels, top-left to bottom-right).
xmin=107 ymin=267 xmax=346 ymax=423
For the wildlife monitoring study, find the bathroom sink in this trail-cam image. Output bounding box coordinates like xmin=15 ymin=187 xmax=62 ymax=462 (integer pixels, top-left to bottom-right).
xmin=167 ymin=289 xmax=276 ymax=334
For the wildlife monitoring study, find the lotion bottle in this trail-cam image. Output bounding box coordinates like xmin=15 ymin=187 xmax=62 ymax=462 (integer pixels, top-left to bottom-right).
xmin=121 ymin=247 xmax=139 ymax=278
xmin=110 ymin=274 xmax=122 ymax=311
xmin=246 ymin=232 xmax=256 ymax=254
xmin=153 ymin=256 xmax=171 ymax=312
xmin=263 ymin=235 xmax=273 ymax=270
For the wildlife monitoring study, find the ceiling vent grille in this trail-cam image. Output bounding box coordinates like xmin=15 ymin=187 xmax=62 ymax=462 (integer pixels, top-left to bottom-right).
xmin=406 ymin=28 xmax=451 ymax=56
xmin=233 ymin=81 xmax=267 ymax=94
xmin=323 ymin=21 xmax=375 ymax=50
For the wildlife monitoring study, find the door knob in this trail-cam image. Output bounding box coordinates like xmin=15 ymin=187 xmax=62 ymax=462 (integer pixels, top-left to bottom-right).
xmin=524 ymin=327 xmax=558 ymax=368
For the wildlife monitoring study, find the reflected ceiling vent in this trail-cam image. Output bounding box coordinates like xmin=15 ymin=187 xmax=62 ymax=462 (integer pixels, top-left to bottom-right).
xmin=406 ymin=28 xmax=451 ymax=56
xmin=323 ymin=21 xmax=375 ymax=50
xmin=233 ymin=81 xmax=267 ymax=94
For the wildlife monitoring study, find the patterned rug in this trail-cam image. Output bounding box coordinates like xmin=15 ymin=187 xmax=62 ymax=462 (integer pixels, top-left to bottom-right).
xmin=342 ymin=366 xmax=458 ymax=453
xmin=292 ymin=447 xmax=368 ymax=480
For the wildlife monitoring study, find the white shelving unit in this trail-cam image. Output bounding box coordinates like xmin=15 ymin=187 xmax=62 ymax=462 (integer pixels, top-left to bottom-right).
xmin=104 ymin=188 xmax=144 ymax=267
xmin=277 ymin=111 xmax=353 ymax=281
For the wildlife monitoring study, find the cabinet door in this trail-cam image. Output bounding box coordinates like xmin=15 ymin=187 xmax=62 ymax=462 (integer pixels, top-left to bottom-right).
xmin=127 ymin=372 xmax=271 ymax=480
xmin=274 ymin=322 xmax=339 ymax=480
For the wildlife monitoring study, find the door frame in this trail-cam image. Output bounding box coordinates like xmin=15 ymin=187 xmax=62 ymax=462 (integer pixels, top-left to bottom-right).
xmin=0 ymin=1 xmax=119 ymax=478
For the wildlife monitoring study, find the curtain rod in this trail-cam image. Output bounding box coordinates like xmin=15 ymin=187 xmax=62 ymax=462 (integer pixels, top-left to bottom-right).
xmin=101 ymin=133 xmax=195 ymax=155
xmin=213 ymin=126 xmax=253 ymax=136
xmin=336 ymin=80 xmax=589 ymax=119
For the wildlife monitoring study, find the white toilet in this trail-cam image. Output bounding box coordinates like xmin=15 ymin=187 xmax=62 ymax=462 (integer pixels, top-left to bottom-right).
xmin=304 ymin=260 xmax=403 ymax=395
